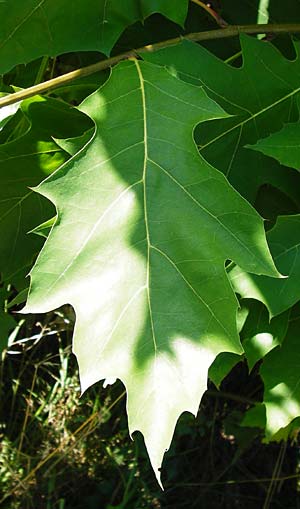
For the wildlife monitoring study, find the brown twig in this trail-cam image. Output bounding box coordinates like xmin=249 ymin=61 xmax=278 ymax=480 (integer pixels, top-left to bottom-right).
xmin=191 ymin=0 xmax=228 ymax=27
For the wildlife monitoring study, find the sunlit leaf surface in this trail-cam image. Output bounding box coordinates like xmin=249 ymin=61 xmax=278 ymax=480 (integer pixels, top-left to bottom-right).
xmin=260 ymin=306 xmax=300 ymax=438
xmin=23 ymin=60 xmax=278 ymax=482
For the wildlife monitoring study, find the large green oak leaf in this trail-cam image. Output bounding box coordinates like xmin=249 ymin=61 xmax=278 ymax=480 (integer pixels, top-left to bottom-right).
xmin=23 ymin=60 xmax=278 ymax=483
xmin=0 ymin=0 xmax=188 ymax=74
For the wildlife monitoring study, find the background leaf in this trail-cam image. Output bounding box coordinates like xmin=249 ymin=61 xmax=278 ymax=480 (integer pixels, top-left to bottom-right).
xmin=0 ymin=95 xmax=91 ymax=290
xmin=0 ymin=97 xmax=21 ymax=131
xmin=208 ymin=351 xmax=242 ymax=387
xmin=142 ymin=35 xmax=300 ymax=207
xmin=260 ymin=305 xmax=300 ymax=439
xmin=240 ymin=299 xmax=290 ymax=369
xmin=230 ymin=215 xmax=300 ymax=317
xmin=0 ymin=0 xmax=188 ymax=74
xmin=249 ymin=120 xmax=300 ymax=171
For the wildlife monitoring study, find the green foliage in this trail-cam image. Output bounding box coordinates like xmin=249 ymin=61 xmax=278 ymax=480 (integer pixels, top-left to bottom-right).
xmin=2 ymin=0 xmax=300 ymax=494
xmin=240 ymin=300 xmax=289 ymax=369
xmin=0 ymin=95 xmax=91 ymax=290
xmin=231 ymin=215 xmax=300 ymax=316
xmin=250 ymin=119 xmax=300 ymax=170
xmin=143 ymin=35 xmax=300 ymax=203
xmin=0 ymin=0 xmax=188 ymax=73
xmin=23 ymin=59 xmax=279 ymax=481
xmin=261 ymin=305 xmax=300 ymax=438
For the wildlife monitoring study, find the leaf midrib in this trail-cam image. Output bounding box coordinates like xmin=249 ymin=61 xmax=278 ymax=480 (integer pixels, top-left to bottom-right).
xmin=134 ymin=61 xmax=234 ymax=342
xmin=134 ymin=59 xmax=158 ymax=355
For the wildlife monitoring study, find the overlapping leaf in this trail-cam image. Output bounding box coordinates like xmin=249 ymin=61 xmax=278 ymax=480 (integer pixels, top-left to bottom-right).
xmin=0 ymin=97 xmax=21 ymax=131
xmin=208 ymin=351 xmax=242 ymax=387
xmin=0 ymin=95 xmax=91 ymax=289
xmin=230 ymin=215 xmax=300 ymax=317
xmin=249 ymin=120 xmax=300 ymax=171
xmin=260 ymin=306 xmax=300 ymax=439
xmin=243 ymin=305 xmax=300 ymax=441
xmin=209 ymin=298 xmax=290 ymax=381
xmin=240 ymin=300 xmax=290 ymax=369
xmin=0 ymin=0 xmax=188 ymax=74
xmin=142 ymin=35 xmax=300 ymax=205
xmin=23 ymin=59 xmax=279 ymax=481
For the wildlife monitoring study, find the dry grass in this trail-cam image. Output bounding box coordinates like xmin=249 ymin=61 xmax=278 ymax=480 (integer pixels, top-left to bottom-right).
xmin=1 ymin=306 xmax=299 ymax=509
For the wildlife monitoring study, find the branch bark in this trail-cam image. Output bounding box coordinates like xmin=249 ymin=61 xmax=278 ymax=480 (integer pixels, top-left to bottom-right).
xmin=1 ymin=23 xmax=300 ymax=108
